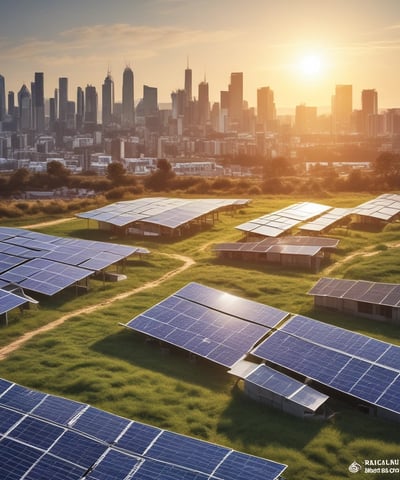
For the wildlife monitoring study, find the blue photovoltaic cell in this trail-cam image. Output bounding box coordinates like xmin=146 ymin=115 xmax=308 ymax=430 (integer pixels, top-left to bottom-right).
xmin=0 ymin=406 xmax=22 ymax=434
xmin=8 ymin=417 xmax=64 ymax=450
xmin=376 ymin=377 xmax=400 ymax=411
xmin=117 ymin=422 xmax=161 ymax=455
xmin=349 ymin=366 xmax=398 ymax=404
xmin=175 ymin=282 xmax=288 ymax=328
xmin=0 ymin=438 xmax=43 ymax=480
xmin=24 ymin=455 xmax=86 ymax=480
xmin=214 ymin=450 xmax=286 ymax=480
xmin=247 ymin=365 xmax=301 ymax=397
xmin=32 ymin=395 xmax=85 ymax=425
xmin=49 ymin=430 xmax=108 ymax=469
xmin=0 ymin=384 xmax=46 ymax=413
xmin=72 ymin=406 xmax=131 ymax=443
xmin=329 ymin=357 xmax=371 ymax=392
xmin=147 ymin=431 xmax=229 ymax=474
xmin=131 ymin=459 xmax=210 ymax=480
xmin=0 ymin=378 xmax=12 ymax=395
xmin=85 ymin=450 xmax=141 ymax=480
xmin=0 ymin=290 xmax=27 ymax=314
xmin=376 ymin=344 xmax=400 ymax=371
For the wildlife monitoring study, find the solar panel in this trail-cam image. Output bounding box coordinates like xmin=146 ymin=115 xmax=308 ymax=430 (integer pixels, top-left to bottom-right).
xmin=124 ymin=283 xmax=279 ymax=368
xmin=252 ymin=315 xmax=400 ymax=416
xmin=351 ymin=193 xmax=400 ymax=221
xmin=236 ymin=202 xmax=331 ymax=237
xmin=0 ymin=289 xmax=28 ymax=314
xmin=0 ymin=380 xmax=287 ymax=480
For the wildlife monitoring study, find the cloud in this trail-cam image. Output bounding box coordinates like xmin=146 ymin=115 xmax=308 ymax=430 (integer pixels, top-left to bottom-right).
xmin=0 ymin=23 xmax=237 ymax=64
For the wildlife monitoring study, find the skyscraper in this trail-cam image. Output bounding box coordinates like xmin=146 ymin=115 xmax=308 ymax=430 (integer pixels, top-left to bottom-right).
xmin=58 ymin=77 xmax=68 ymax=122
xmin=33 ymin=72 xmax=45 ymax=133
xmin=184 ymin=60 xmax=192 ymax=104
xmin=361 ymin=89 xmax=378 ymax=136
xmin=84 ymin=84 xmax=98 ymax=127
xmin=257 ymin=86 xmax=276 ymax=132
xmin=76 ymin=86 xmax=84 ymax=131
xmin=198 ymin=80 xmax=209 ymax=126
xmin=332 ymin=84 xmax=352 ymax=133
xmin=143 ymin=85 xmax=158 ymax=116
xmin=18 ymin=84 xmax=31 ymax=131
xmin=0 ymin=75 xmax=5 ymax=122
xmin=228 ymin=72 xmax=243 ymax=130
xmin=122 ymin=66 xmax=134 ymax=128
xmin=102 ymin=71 xmax=114 ymax=127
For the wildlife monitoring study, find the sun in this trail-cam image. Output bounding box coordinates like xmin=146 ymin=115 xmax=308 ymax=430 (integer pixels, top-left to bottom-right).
xmin=298 ymin=53 xmax=324 ymax=77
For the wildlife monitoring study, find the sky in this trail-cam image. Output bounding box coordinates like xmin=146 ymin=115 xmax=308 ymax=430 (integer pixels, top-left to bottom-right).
xmin=1 ymin=0 xmax=400 ymax=112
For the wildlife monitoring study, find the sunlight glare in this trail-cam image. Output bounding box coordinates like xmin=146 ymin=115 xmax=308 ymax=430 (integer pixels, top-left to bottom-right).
xmin=299 ymin=54 xmax=324 ymax=77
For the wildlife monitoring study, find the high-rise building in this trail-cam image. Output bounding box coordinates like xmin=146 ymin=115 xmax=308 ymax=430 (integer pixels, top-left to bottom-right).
xmin=33 ymin=72 xmax=45 ymax=133
xmin=102 ymin=71 xmax=114 ymax=127
xmin=143 ymin=85 xmax=158 ymax=116
xmin=198 ymin=80 xmax=209 ymax=126
xmin=0 ymin=75 xmax=5 ymax=122
xmin=122 ymin=66 xmax=134 ymax=128
xmin=76 ymin=86 xmax=84 ymax=131
xmin=332 ymin=84 xmax=352 ymax=133
xmin=8 ymin=91 xmax=15 ymax=116
xmin=228 ymin=72 xmax=243 ymax=130
xmin=84 ymin=84 xmax=98 ymax=127
xmin=184 ymin=60 xmax=192 ymax=104
xmin=361 ymin=89 xmax=378 ymax=136
xmin=18 ymin=84 xmax=31 ymax=131
xmin=295 ymin=104 xmax=317 ymax=134
xmin=257 ymin=86 xmax=276 ymax=132
xmin=58 ymin=77 xmax=68 ymax=122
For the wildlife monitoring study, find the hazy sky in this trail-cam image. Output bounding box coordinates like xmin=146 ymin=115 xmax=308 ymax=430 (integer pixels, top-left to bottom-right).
xmin=1 ymin=0 xmax=399 ymax=111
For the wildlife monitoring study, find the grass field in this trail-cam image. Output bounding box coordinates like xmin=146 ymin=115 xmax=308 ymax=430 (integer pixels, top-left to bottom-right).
xmin=0 ymin=193 xmax=399 ymax=480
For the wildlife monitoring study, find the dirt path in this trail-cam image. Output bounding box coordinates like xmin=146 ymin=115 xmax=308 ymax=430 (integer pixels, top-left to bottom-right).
xmin=0 ymin=253 xmax=195 ymax=361
xmin=23 ymin=217 xmax=76 ymax=229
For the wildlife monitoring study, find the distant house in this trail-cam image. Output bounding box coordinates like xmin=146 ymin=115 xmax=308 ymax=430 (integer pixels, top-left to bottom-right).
xmin=309 ymin=277 xmax=400 ymax=324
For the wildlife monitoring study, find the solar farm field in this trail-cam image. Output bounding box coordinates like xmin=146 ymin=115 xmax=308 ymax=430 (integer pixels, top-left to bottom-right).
xmin=0 ymin=193 xmax=400 ymax=480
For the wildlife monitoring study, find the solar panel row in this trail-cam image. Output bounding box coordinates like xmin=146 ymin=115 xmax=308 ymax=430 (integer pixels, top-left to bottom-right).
xmin=252 ymin=315 xmax=400 ymax=416
xmin=124 ymin=283 xmax=288 ymax=368
xmin=0 ymin=227 xmax=148 ymax=297
xmin=236 ymin=202 xmax=332 ymax=237
xmin=309 ymin=277 xmax=400 ymax=308
xmin=0 ymin=378 xmax=287 ymax=480
xmin=351 ymin=193 xmax=400 ymax=221
xmin=77 ymin=197 xmax=249 ymax=230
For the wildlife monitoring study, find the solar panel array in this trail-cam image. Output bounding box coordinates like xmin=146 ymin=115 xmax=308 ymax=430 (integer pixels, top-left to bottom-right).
xmin=252 ymin=315 xmax=400 ymax=416
xmin=236 ymin=202 xmax=332 ymax=237
xmin=0 ymin=378 xmax=287 ymax=480
xmin=124 ymin=282 xmax=288 ymax=368
xmin=351 ymin=193 xmax=400 ymax=221
xmin=0 ymin=227 xmax=148 ymax=296
xmin=214 ymin=235 xmax=339 ymax=256
xmin=77 ymin=197 xmax=249 ymax=229
xmin=299 ymin=208 xmax=350 ymax=233
xmin=0 ymin=289 xmax=28 ymax=315
xmin=308 ymin=277 xmax=400 ymax=307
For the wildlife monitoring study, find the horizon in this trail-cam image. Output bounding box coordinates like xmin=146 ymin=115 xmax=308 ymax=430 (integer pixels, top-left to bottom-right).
xmin=1 ymin=1 xmax=400 ymax=111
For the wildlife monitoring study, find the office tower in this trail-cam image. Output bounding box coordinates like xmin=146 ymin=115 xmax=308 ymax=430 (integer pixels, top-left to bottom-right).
xmin=257 ymin=86 xmax=276 ymax=132
xmin=84 ymin=84 xmax=98 ymax=126
xmin=58 ymin=77 xmax=68 ymax=122
xmin=49 ymin=97 xmax=56 ymax=131
xmin=66 ymin=101 xmax=76 ymax=130
xmin=0 ymin=75 xmax=5 ymax=121
xmin=18 ymin=84 xmax=32 ymax=131
xmin=198 ymin=80 xmax=209 ymax=126
xmin=8 ymin=91 xmax=15 ymax=116
xmin=361 ymin=89 xmax=378 ymax=136
xmin=102 ymin=71 xmax=114 ymax=127
xmin=122 ymin=66 xmax=134 ymax=128
xmin=332 ymin=84 xmax=352 ymax=133
xmin=184 ymin=60 xmax=192 ymax=104
xmin=295 ymin=104 xmax=317 ymax=134
xmin=33 ymin=72 xmax=45 ymax=132
xmin=228 ymin=72 xmax=243 ymax=129
xmin=143 ymin=85 xmax=158 ymax=116
xmin=76 ymin=86 xmax=84 ymax=131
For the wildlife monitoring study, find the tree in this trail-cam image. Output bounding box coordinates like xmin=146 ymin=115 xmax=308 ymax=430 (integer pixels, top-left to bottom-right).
xmin=8 ymin=168 xmax=31 ymax=194
xmin=263 ymin=156 xmax=292 ymax=178
xmin=47 ymin=160 xmax=70 ymax=188
xmin=373 ymin=152 xmax=400 ymax=188
xmin=107 ymin=162 xmax=126 ymax=185
xmin=144 ymin=158 xmax=175 ymax=191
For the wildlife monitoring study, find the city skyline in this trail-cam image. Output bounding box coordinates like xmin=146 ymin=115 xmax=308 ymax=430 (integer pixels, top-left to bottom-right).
xmin=0 ymin=0 xmax=400 ymax=110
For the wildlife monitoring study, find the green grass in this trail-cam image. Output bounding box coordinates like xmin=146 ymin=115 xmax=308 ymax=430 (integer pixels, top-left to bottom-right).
xmin=0 ymin=192 xmax=399 ymax=480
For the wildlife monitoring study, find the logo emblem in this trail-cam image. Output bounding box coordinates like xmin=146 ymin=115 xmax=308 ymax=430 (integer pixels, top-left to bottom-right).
xmin=348 ymin=461 xmax=362 ymax=473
